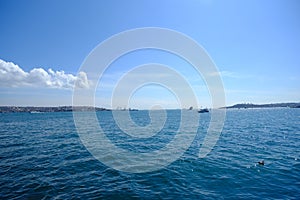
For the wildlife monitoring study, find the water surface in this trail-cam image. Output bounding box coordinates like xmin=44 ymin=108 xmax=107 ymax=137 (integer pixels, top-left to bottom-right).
xmin=0 ymin=108 xmax=299 ymax=199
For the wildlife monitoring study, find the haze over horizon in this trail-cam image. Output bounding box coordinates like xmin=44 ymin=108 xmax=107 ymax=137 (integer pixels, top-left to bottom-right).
xmin=0 ymin=0 xmax=299 ymax=109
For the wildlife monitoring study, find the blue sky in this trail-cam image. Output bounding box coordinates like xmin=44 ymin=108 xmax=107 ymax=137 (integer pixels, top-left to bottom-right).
xmin=0 ymin=0 xmax=299 ymax=108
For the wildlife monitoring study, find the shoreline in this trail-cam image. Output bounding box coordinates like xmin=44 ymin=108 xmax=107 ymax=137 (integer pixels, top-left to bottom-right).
xmin=1 ymin=102 xmax=300 ymax=113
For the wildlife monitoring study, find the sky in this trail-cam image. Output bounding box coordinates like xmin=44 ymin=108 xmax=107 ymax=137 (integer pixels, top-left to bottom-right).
xmin=0 ymin=0 xmax=299 ymax=108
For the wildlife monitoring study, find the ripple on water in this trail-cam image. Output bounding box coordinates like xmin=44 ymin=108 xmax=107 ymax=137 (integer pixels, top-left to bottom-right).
xmin=0 ymin=109 xmax=300 ymax=199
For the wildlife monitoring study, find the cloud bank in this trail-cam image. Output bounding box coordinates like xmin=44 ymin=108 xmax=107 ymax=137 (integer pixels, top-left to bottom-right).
xmin=0 ymin=59 xmax=89 ymax=89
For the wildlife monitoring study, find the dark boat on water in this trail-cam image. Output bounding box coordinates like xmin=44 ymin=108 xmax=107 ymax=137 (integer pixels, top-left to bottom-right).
xmin=198 ymin=108 xmax=209 ymax=113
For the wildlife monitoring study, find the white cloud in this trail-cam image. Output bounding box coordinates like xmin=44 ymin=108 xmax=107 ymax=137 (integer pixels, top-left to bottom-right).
xmin=75 ymin=71 xmax=89 ymax=89
xmin=208 ymin=70 xmax=239 ymax=78
xmin=0 ymin=59 xmax=90 ymax=89
xmin=208 ymin=70 xmax=257 ymax=80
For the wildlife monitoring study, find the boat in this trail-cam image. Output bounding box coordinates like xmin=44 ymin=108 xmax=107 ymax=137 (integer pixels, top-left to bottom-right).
xmin=198 ymin=108 xmax=209 ymax=113
xmin=30 ymin=111 xmax=43 ymax=114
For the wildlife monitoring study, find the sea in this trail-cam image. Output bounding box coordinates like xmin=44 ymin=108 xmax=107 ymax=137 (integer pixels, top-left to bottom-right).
xmin=0 ymin=108 xmax=299 ymax=199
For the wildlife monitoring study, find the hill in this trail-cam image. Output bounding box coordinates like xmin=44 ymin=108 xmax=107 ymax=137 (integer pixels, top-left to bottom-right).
xmin=224 ymin=102 xmax=300 ymax=109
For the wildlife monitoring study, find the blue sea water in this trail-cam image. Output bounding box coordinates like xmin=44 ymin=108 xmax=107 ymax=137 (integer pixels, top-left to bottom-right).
xmin=0 ymin=108 xmax=299 ymax=199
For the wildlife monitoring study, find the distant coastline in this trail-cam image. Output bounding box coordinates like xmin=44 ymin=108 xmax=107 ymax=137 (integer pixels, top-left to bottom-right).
xmin=0 ymin=106 xmax=111 ymax=113
xmin=1 ymin=102 xmax=300 ymax=113
xmin=223 ymin=102 xmax=300 ymax=109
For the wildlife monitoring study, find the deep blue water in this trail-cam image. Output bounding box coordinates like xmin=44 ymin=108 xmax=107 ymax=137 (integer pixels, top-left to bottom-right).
xmin=0 ymin=109 xmax=299 ymax=199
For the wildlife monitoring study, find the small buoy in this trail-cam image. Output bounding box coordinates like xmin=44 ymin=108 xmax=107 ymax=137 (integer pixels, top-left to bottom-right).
xmin=258 ymin=160 xmax=264 ymax=165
